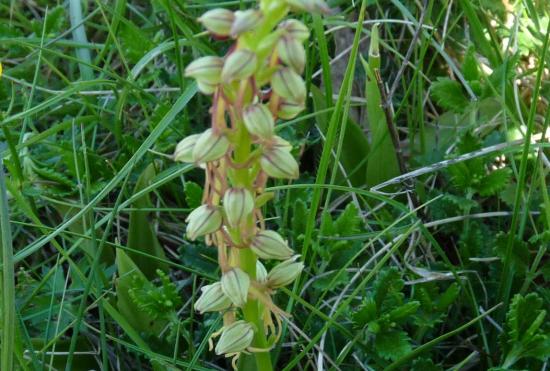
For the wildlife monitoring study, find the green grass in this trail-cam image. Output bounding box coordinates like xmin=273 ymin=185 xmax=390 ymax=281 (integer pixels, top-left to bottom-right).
xmin=1 ymin=1 xmax=549 ymax=370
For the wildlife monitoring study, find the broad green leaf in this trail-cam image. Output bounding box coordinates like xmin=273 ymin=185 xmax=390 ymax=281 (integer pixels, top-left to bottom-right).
xmin=311 ymin=85 xmax=370 ymax=187
xmin=360 ymin=53 xmax=400 ymax=188
xmin=127 ymin=163 xmax=168 ymax=278
xmin=184 ymin=181 xmax=203 ymax=208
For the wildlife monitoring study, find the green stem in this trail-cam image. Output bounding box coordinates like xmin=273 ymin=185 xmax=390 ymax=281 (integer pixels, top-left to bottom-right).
xmin=233 ymin=122 xmax=273 ymax=371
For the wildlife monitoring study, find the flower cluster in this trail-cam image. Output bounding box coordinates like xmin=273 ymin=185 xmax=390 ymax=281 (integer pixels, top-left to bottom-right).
xmin=174 ymin=0 xmax=329 ymax=367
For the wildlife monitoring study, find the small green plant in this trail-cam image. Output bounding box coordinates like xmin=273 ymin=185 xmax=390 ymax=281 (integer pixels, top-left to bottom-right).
xmin=497 ymin=293 xmax=550 ymax=369
xmin=174 ymin=0 xmax=329 ymax=368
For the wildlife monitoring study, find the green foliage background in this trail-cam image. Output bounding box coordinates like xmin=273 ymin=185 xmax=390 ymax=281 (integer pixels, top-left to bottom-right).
xmin=0 ymin=0 xmax=549 ymax=370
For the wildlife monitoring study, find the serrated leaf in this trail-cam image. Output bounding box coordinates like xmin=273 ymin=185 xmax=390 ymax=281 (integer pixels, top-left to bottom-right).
xmin=32 ymin=166 xmax=74 ymax=188
xmin=31 ymin=6 xmax=66 ymax=36
xmin=292 ymin=198 xmax=307 ymax=238
xmin=388 ymin=301 xmax=420 ymax=322
xmin=116 ymin=249 xmax=166 ymax=335
xmin=500 ymin=293 xmax=550 ymax=368
xmin=431 ymin=77 xmax=470 ymax=113
xmin=333 ymin=203 xmax=362 ymax=238
xmin=353 ymin=297 xmax=378 ymax=326
xmin=494 ymin=232 xmax=529 ymax=275
xmin=457 ymin=131 xmax=482 ymax=154
xmin=373 ymin=268 xmax=404 ymax=310
xmin=458 ymin=223 xmax=484 ymax=259
xmin=478 ymin=168 xmax=512 ymax=196
xmin=319 ymin=209 xmax=334 ymax=236
xmin=119 ymin=22 xmax=155 ymax=64
xmin=435 ymin=283 xmax=460 ymax=310
xmin=128 ymin=269 xmax=181 ymax=321
xmin=374 ymin=330 xmax=411 ymax=361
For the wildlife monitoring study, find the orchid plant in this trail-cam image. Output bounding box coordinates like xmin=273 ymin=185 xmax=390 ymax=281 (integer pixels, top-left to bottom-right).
xmin=174 ymin=0 xmax=329 ymax=369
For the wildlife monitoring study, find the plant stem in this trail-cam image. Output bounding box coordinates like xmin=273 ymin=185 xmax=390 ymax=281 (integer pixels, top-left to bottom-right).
xmin=233 ymin=121 xmax=273 ymax=371
xmin=240 ymin=249 xmax=273 ymax=371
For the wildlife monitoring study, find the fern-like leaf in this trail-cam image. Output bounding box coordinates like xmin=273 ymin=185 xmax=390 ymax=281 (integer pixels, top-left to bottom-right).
xmin=431 ymin=77 xmax=470 ymax=113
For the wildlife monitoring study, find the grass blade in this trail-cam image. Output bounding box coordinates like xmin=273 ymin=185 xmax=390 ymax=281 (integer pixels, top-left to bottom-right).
xmin=69 ymin=0 xmax=94 ymax=80
xmin=0 ymin=156 xmax=16 ymax=371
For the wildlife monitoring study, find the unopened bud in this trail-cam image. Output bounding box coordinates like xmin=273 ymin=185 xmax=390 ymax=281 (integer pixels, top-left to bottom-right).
xmin=221 ymin=268 xmax=250 ymax=307
xmin=194 ymin=282 xmax=232 ymax=313
xmin=285 ymin=0 xmax=331 ymax=13
xmin=243 ymin=103 xmax=275 ymax=139
xmin=261 ymin=145 xmax=299 ymax=179
xmin=251 ymin=230 xmax=294 ymax=260
xmin=223 ymin=188 xmax=255 ymax=228
xmin=184 ymin=56 xmax=223 ymax=85
xmin=192 ymin=128 xmax=230 ymax=164
xmin=174 ymin=134 xmax=201 ymax=163
xmin=221 ymin=49 xmax=257 ymax=83
xmin=279 ymin=19 xmax=310 ymax=43
xmin=198 ymin=8 xmax=234 ymax=36
xmin=185 ymin=56 xmax=223 ymax=94
xmin=215 ymin=321 xmax=255 ymax=355
xmin=256 ymin=261 xmax=268 ymax=283
xmin=231 ymin=10 xmax=263 ymax=38
xmin=267 ymin=256 xmax=304 ymax=288
xmin=271 ymin=67 xmax=306 ymax=104
xmin=277 ymin=99 xmax=305 ymax=119
xmin=277 ymin=34 xmax=306 ymax=73
xmin=186 ymin=204 xmax=223 ymax=240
